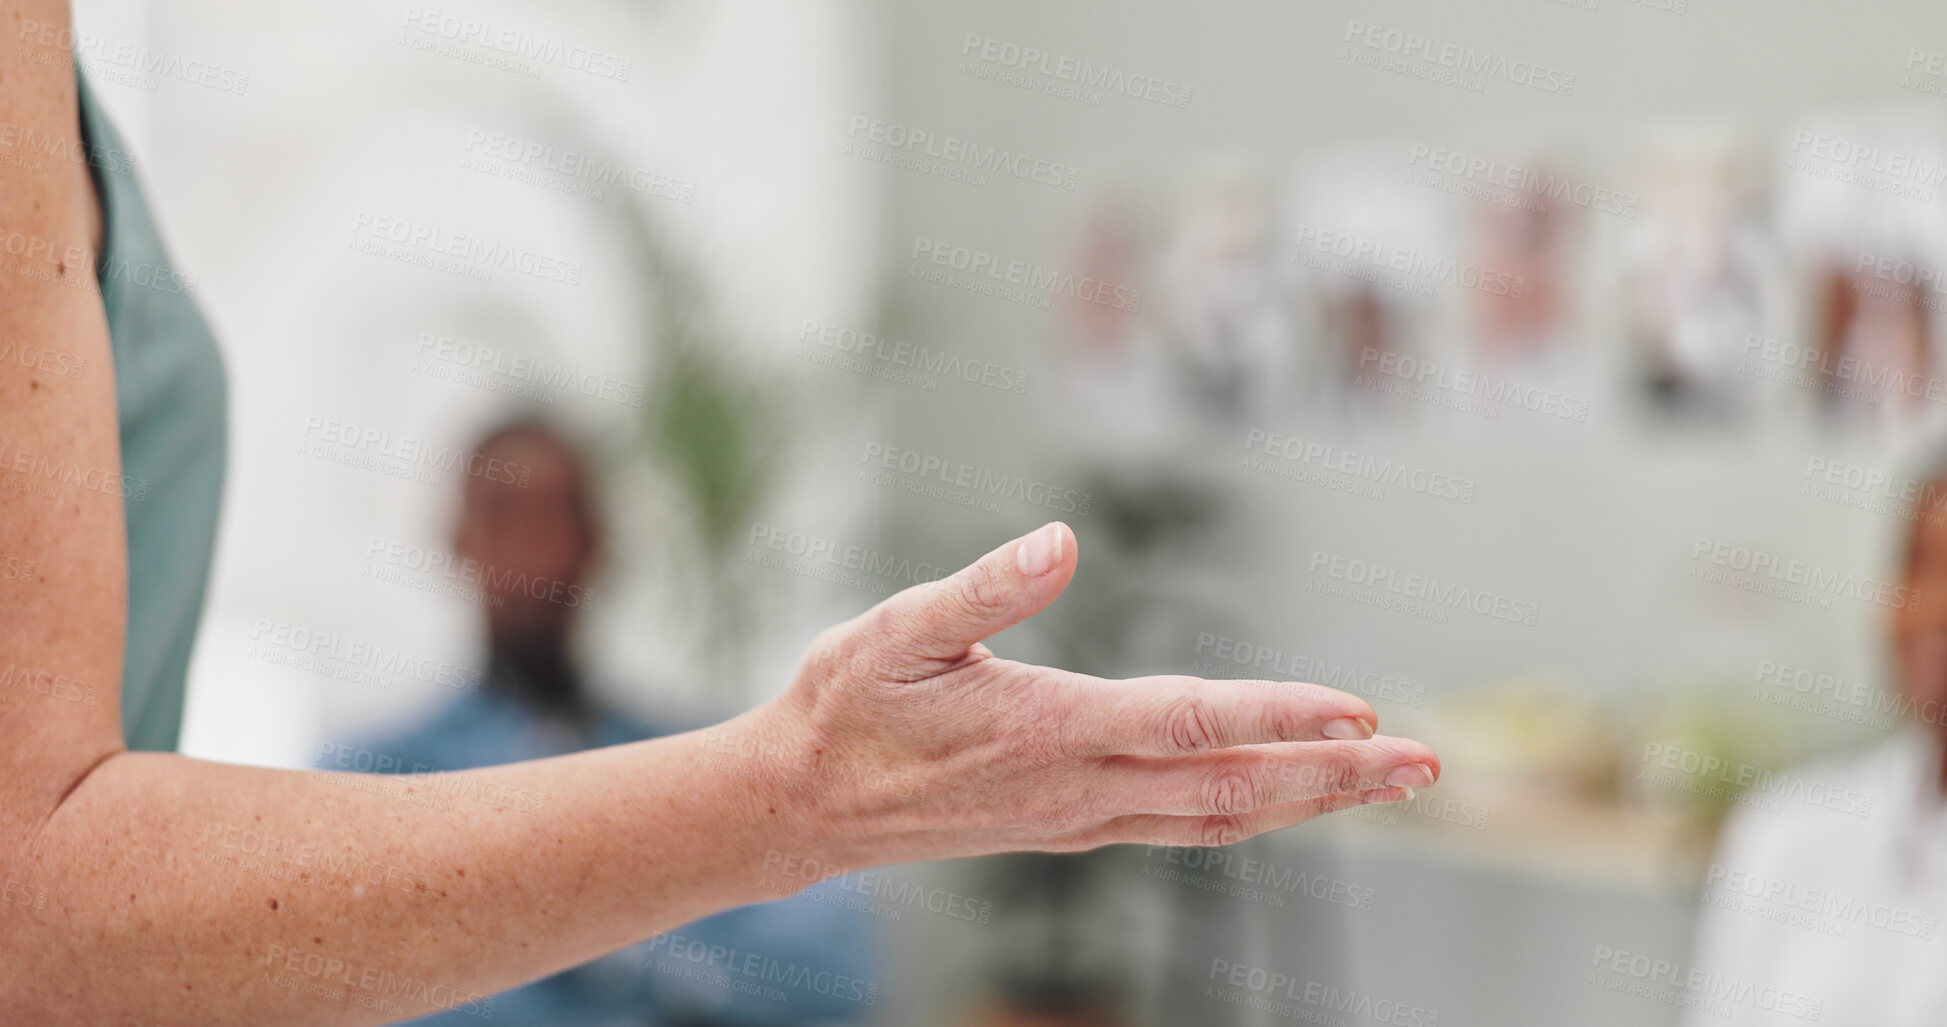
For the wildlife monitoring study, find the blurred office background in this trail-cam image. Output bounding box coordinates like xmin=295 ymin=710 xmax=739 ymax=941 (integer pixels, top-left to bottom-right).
xmin=66 ymin=0 xmax=1947 ymax=1023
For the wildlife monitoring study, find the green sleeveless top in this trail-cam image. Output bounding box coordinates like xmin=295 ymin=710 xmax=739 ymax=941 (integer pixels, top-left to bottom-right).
xmin=77 ymin=75 xmax=228 ymax=752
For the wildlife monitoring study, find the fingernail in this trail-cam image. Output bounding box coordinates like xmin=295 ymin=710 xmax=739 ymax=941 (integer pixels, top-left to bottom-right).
xmin=1016 ymin=523 xmax=1063 ymax=577
xmin=1322 ymin=717 xmax=1371 ymax=740
xmin=1385 ymin=764 xmax=1435 ymax=789
xmin=1361 ymin=787 xmax=1413 ymax=804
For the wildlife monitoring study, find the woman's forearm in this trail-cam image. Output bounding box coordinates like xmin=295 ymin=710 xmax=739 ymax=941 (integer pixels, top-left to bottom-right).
xmin=2 ymin=528 xmax=1442 ymax=1027
xmin=5 ymin=708 xmax=813 ymax=1026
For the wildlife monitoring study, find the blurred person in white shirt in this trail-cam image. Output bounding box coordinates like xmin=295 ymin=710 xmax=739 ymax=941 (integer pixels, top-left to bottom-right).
xmin=1684 ymin=438 xmax=1947 ymax=1025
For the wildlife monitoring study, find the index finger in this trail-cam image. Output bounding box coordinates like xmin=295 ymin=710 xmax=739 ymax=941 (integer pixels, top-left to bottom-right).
xmin=1060 ymin=675 xmax=1379 ymax=758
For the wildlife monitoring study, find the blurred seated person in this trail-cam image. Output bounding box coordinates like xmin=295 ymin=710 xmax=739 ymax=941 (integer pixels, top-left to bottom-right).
xmin=1684 ymin=433 xmax=1947 ymax=1025
xmin=330 ymin=417 xmax=881 ymax=1027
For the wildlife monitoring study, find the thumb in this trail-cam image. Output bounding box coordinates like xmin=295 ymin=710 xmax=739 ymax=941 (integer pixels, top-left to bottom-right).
xmin=866 ymin=522 xmax=1076 ymax=678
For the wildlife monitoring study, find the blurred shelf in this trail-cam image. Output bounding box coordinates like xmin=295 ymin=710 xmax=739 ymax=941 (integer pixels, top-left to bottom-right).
xmin=1315 ymin=788 xmax=1711 ymax=895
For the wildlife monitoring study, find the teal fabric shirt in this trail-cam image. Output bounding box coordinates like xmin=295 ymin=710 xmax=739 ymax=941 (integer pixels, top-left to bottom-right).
xmin=77 ymin=75 xmax=228 ymax=753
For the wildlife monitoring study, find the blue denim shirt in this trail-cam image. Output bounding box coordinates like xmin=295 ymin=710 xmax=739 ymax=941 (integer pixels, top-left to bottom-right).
xmin=332 ymin=668 xmax=882 ymax=1026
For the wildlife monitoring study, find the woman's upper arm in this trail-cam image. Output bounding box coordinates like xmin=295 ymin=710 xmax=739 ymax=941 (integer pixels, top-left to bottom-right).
xmin=0 ymin=0 xmax=133 ymax=852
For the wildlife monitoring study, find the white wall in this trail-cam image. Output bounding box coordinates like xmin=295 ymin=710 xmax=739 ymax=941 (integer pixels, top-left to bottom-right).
xmin=72 ymin=0 xmax=883 ymax=765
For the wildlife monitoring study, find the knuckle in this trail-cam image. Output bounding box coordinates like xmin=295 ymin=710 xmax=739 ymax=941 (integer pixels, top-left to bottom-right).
xmin=849 ymin=605 xmax=927 ymax=681
xmin=957 ymin=562 xmax=1009 ymax=616
xmin=866 ymin=601 xmax=903 ymax=640
xmin=1198 ymin=814 xmax=1248 ymax=849
xmin=1201 ymin=764 xmax=1263 ymax=816
xmin=1319 ymin=749 xmax=1365 ymax=794
xmin=1280 ymin=749 xmax=1361 ymax=795
xmin=1162 ymin=692 xmax=1219 ymax=753
xmin=864 ymin=603 xmax=916 ymax=658
xmin=800 ymin=624 xmax=856 ymax=683
xmin=1260 ymin=693 xmax=1307 ymax=742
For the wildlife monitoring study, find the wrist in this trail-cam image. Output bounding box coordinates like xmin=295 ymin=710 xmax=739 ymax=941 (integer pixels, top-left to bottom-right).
xmin=693 ymin=699 xmax=863 ymax=900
